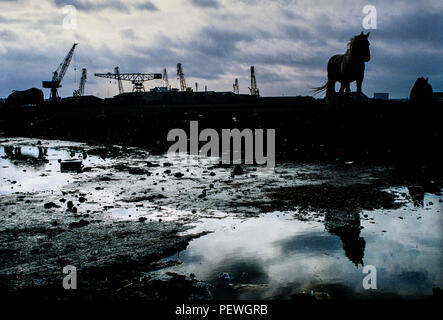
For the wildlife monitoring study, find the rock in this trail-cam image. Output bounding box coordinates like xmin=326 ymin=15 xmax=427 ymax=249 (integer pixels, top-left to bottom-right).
xmin=44 ymin=202 xmax=60 ymax=209
xmin=219 ymin=272 xmax=231 ymax=280
xmin=146 ymin=161 xmax=160 ymax=167
xmin=60 ymin=160 xmax=83 ymax=172
xmin=198 ymin=190 xmax=207 ymax=199
xmin=174 ymin=172 xmax=184 ymax=178
xmin=68 ymin=219 xmax=89 ymax=228
xmin=139 ymin=217 xmax=147 ymax=222
xmin=228 ymin=283 xmax=269 ymax=291
xmin=128 ymin=167 xmax=150 ymax=175
xmin=232 ymin=165 xmax=244 ymax=175
xmin=79 ymin=196 xmax=87 ymax=203
xmin=292 ymin=289 xmax=331 ymax=301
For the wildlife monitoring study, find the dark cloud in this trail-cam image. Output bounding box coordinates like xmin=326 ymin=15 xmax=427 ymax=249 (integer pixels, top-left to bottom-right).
xmin=134 ymin=1 xmax=158 ymax=11
xmin=0 ymin=29 xmax=17 ymax=41
xmin=120 ymin=28 xmax=139 ymax=41
xmin=379 ymin=10 xmax=443 ymax=48
xmin=53 ymin=0 xmax=131 ymax=13
xmin=191 ymin=0 xmax=221 ymax=9
xmin=191 ymin=27 xmax=254 ymax=58
xmin=0 ymin=15 xmax=21 ymax=24
xmin=52 ymin=0 xmax=159 ymax=14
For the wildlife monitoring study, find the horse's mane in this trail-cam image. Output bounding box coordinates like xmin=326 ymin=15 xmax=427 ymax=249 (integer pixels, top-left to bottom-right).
xmin=346 ymin=36 xmax=357 ymax=54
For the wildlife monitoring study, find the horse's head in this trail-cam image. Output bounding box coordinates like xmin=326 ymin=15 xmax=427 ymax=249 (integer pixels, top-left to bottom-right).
xmin=349 ymin=32 xmax=371 ymax=62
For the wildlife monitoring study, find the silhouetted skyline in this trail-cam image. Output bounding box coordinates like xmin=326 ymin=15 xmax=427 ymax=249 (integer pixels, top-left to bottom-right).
xmin=0 ymin=0 xmax=441 ymax=98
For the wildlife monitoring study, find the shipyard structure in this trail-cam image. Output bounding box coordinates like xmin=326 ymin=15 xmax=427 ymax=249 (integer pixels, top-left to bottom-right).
xmin=2 ymin=44 xmax=261 ymax=107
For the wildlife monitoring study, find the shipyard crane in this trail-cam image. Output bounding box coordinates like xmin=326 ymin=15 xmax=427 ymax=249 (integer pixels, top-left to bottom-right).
xmin=73 ymin=68 xmax=87 ymax=97
xmin=177 ymin=63 xmax=193 ymax=91
xmin=233 ymin=78 xmax=239 ymax=94
xmin=114 ymin=67 xmax=124 ymax=94
xmin=177 ymin=63 xmax=187 ymax=91
xmin=163 ymin=68 xmax=170 ymax=90
xmin=43 ymin=43 xmax=77 ymax=102
xmin=94 ymin=71 xmax=162 ymax=93
xmin=248 ymin=66 xmax=259 ymax=96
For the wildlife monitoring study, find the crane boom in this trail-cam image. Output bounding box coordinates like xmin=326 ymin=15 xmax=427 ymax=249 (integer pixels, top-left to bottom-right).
xmin=55 ymin=43 xmax=77 ymax=82
xmin=94 ymin=72 xmax=162 ymax=92
xmin=94 ymin=73 xmax=162 ymax=82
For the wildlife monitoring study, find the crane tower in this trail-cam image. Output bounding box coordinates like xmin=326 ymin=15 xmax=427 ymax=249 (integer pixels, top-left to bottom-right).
xmin=233 ymin=78 xmax=239 ymax=94
xmin=248 ymin=66 xmax=259 ymax=96
xmin=177 ymin=63 xmax=187 ymax=91
xmin=163 ymin=68 xmax=170 ymax=89
xmin=73 ymin=68 xmax=87 ymax=97
xmin=114 ymin=67 xmax=124 ymax=94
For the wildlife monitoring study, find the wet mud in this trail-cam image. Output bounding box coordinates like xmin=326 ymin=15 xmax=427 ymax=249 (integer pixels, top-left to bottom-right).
xmin=0 ymin=137 xmax=442 ymax=301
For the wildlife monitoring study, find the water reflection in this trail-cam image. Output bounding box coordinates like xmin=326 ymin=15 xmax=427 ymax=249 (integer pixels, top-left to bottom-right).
xmin=163 ymin=194 xmax=442 ymax=299
xmin=2 ymin=145 xmax=49 ymax=169
xmin=0 ymin=144 xmax=110 ymax=194
xmin=324 ymin=210 xmax=365 ymax=266
xmin=408 ymin=186 xmax=424 ymax=207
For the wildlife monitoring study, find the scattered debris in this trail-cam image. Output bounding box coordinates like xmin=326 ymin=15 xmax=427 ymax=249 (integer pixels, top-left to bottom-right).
xmin=59 ymin=159 xmax=83 ymax=172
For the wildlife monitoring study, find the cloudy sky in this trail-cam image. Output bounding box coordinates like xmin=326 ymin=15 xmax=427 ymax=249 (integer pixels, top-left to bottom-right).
xmin=0 ymin=0 xmax=442 ymax=99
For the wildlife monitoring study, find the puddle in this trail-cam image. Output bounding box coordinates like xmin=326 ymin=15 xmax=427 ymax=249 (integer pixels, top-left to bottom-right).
xmin=159 ymin=193 xmax=442 ymax=300
xmin=1 ymin=138 xmax=441 ymax=300
xmin=0 ymin=143 xmax=110 ymax=194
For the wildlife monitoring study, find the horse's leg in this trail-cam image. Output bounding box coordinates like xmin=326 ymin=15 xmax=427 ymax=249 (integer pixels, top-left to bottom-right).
xmin=356 ymin=78 xmax=363 ymax=94
xmin=345 ymin=83 xmax=351 ymax=96
xmin=326 ymin=79 xmax=336 ymax=98
xmin=339 ymin=82 xmax=345 ymax=96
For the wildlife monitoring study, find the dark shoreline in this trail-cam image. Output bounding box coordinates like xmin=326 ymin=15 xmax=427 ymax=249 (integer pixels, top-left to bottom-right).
xmin=1 ymin=95 xmax=442 ymax=168
xmin=1 ymin=96 xmax=442 ymax=303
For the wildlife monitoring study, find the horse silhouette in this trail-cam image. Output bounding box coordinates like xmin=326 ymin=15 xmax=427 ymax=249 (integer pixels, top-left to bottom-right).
xmin=410 ymin=77 xmax=433 ymax=104
xmin=313 ymin=32 xmax=371 ymax=99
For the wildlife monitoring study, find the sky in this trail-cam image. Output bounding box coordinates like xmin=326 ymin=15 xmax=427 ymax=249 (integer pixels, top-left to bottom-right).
xmin=0 ymin=0 xmax=442 ymax=99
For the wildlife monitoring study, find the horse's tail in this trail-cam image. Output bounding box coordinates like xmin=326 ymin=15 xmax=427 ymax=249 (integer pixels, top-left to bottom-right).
xmin=311 ymin=82 xmax=328 ymax=95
